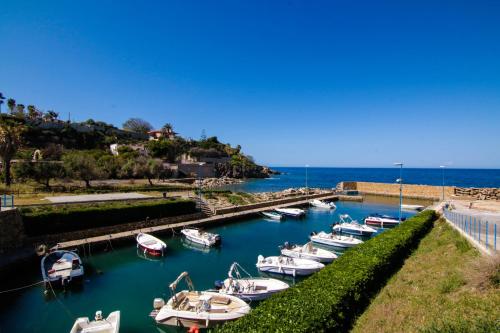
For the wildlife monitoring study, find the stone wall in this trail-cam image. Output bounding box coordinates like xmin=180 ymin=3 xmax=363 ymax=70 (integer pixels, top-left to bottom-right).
xmin=454 ymin=187 xmax=499 ymax=200
xmin=0 ymin=209 xmax=26 ymax=253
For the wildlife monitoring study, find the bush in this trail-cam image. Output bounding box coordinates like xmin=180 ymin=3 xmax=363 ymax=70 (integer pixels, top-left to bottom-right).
xmin=215 ymin=210 xmax=438 ymax=333
xmin=21 ymin=199 xmax=197 ymax=236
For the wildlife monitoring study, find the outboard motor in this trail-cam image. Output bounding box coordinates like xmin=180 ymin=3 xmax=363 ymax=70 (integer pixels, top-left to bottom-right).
xmin=214 ymin=280 xmax=224 ymax=290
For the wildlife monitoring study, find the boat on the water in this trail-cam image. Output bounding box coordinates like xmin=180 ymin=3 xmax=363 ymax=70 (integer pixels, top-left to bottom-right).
xmin=332 ymin=214 xmax=377 ymax=236
xmin=41 ymin=250 xmax=84 ymax=288
xmin=151 ymin=272 xmax=250 ymax=329
xmin=181 ymin=228 xmax=221 ymax=247
xmin=310 ymin=231 xmax=364 ymax=248
xmin=364 ymin=213 xmax=405 ymax=228
xmin=136 ymin=233 xmax=167 ymax=256
xmin=402 ymin=204 xmax=425 ymax=211
xmin=274 ymin=208 xmax=305 ymax=218
xmin=256 ymin=255 xmax=324 ymax=277
xmin=309 ymin=199 xmax=336 ymax=209
xmin=280 ymin=241 xmax=337 ymax=263
xmin=215 ymin=262 xmax=289 ymax=301
xmin=261 ymin=211 xmax=283 ymax=220
xmin=70 ymin=310 xmax=120 ymax=333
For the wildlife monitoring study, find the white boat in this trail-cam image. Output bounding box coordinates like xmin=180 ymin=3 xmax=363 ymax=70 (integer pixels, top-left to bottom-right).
xmin=181 ymin=228 xmax=221 ymax=247
xmin=256 ymin=255 xmax=324 ymax=277
xmin=274 ymin=208 xmax=305 ymax=218
xmin=151 ymin=272 xmax=250 ymax=329
xmin=41 ymin=250 xmax=84 ymax=288
xmin=261 ymin=211 xmax=283 ymax=220
xmin=310 ymin=231 xmax=364 ymax=248
xmin=364 ymin=214 xmax=404 ymax=228
xmin=402 ymin=204 xmax=425 ymax=211
xmin=280 ymin=241 xmax=338 ymax=263
xmin=70 ymin=310 xmax=120 ymax=333
xmin=136 ymin=233 xmax=167 ymax=256
xmin=216 ymin=262 xmax=289 ymax=301
xmin=309 ymin=199 xmax=336 ymax=209
xmin=332 ymin=214 xmax=377 ymax=236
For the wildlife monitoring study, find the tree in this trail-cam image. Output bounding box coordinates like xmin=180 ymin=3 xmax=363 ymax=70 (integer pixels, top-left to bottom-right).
xmin=63 ymin=151 xmax=104 ymax=188
xmin=15 ymin=104 xmax=25 ymax=116
xmin=0 ymin=93 xmax=5 ymax=113
xmin=122 ymin=118 xmax=153 ymax=134
xmin=0 ymin=119 xmax=24 ymax=186
xmin=27 ymin=105 xmax=40 ymax=119
xmin=43 ymin=110 xmax=59 ymax=122
xmin=133 ymin=157 xmax=163 ymax=185
xmin=7 ymin=99 xmax=16 ymax=114
xmin=14 ymin=161 xmax=65 ymax=188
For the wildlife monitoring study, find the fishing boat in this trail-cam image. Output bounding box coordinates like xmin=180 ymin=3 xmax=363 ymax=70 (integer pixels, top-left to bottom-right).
xmin=310 ymin=231 xmax=364 ymax=248
xmin=261 ymin=211 xmax=283 ymax=220
xmin=364 ymin=213 xmax=405 ymax=228
xmin=274 ymin=208 xmax=305 ymax=218
xmin=151 ymin=272 xmax=250 ymax=329
xmin=402 ymin=204 xmax=425 ymax=211
xmin=70 ymin=310 xmax=120 ymax=333
xmin=136 ymin=233 xmax=167 ymax=256
xmin=280 ymin=241 xmax=337 ymax=263
xmin=256 ymin=255 xmax=324 ymax=277
xmin=332 ymin=214 xmax=377 ymax=236
xmin=215 ymin=262 xmax=289 ymax=301
xmin=181 ymin=228 xmax=221 ymax=247
xmin=309 ymin=199 xmax=336 ymax=209
xmin=41 ymin=250 xmax=84 ymax=288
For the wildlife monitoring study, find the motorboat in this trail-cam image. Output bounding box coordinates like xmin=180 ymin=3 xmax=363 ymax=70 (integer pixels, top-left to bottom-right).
xmin=256 ymin=255 xmax=324 ymax=277
xmin=364 ymin=214 xmax=405 ymax=228
xmin=181 ymin=228 xmax=221 ymax=247
xmin=310 ymin=231 xmax=364 ymax=248
xmin=332 ymin=214 xmax=377 ymax=236
xmin=136 ymin=233 xmax=167 ymax=256
xmin=70 ymin=310 xmax=120 ymax=333
xmin=280 ymin=241 xmax=337 ymax=263
xmin=309 ymin=199 xmax=336 ymax=209
xmin=215 ymin=262 xmax=289 ymax=301
xmin=41 ymin=250 xmax=84 ymax=288
xmin=274 ymin=208 xmax=305 ymax=218
xmin=261 ymin=211 xmax=283 ymax=220
xmin=151 ymin=272 xmax=250 ymax=329
xmin=402 ymin=204 xmax=425 ymax=211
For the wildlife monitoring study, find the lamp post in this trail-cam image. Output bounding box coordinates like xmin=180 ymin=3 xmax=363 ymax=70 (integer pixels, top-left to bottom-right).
xmin=305 ymin=164 xmax=309 ymax=198
xmin=439 ymin=165 xmax=446 ymax=201
xmin=197 ymin=162 xmax=205 ymax=205
xmin=394 ymin=162 xmax=403 ymax=223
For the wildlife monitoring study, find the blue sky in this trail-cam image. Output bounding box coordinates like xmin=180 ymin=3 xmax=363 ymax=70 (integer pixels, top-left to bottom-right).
xmin=1 ymin=1 xmax=499 ymax=168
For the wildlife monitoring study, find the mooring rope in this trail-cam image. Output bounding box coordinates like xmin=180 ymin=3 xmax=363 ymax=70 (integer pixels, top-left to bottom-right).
xmin=47 ymin=280 xmax=75 ymax=320
xmin=0 ymin=281 xmax=45 ymax=294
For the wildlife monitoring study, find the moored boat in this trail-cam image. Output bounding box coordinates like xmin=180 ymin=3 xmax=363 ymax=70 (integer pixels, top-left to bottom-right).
xmin=309 ymin=199 xmax=336 ymax=209
xmin=215 ymin=262 xmax=289 ymax=301
xmin=151 ymin=272 xmax=250 ymax=329
xmin=256 ymin=255 xmax=324 ymax=277
xmin=364 ymin=213 xmax=405 ymax=228
xmin=181 ymin=228 xmax=221 ymax=247
xmin=274 ymin=207 xmax=305 ymax=218
xmin=136 ymin=233 xmax=167 ymax=256
xmin=261 ymin=211 xmax=283 ymax=220
xmin=402 ymin=204 xmax=425 ymax=211
xmin=280 ymin=241 xmax=337 ymax=263
xmin=332 ymin=214 xmax=377 ymax=236
xmin=41 ymin=249 xmax=84 ymax=288
xmin=310 ymin=231 xmax=364 ymax=248
xmin=70 ymin=310 xmax=120 ymax=333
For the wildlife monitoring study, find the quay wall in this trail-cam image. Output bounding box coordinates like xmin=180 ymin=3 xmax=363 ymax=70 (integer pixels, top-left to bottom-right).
xmin=0 ymin=209 xmax=26 ymax=254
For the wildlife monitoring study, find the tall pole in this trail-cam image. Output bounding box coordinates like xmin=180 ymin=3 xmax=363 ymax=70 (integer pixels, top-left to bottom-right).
xmin=394 ymin=162 xmax=403 ymax=223
xmin=305 ymin=164 xmax=309 ymax=198
xmin=440 ymin=165 xmax=445 ymax=201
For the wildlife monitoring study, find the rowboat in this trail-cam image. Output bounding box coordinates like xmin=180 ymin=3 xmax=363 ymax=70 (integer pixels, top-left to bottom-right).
xmin=261 ymin=211 xmax=283 ymax=220
xmin=280 ymin=241 xmax=337 ymax=263
xmin=364 ymin=214 xmax=404 ymax=228
xmin=309 ymin=199 xmax=336 ymax=209
xmin=274 ymin=208 xmax=305 ymax=218
xmin=136 ymin=233 xmax=167 ymax=256
xmin=256 ymin=255 xmax=324 ymax=277
xmin=70 ymin=310 xmax=120 ymax=333
xmin=310 ymin=231 xmax=364 ymax=248
xmin=151 ymin=272 xmax=250 ymax=329
xmin=41 ymin=250 xmax=84 ymax=288
xmin=332 ymin=214 xmax=377 ymax=236
xmin=181 ymin=228 xmax=221 ymax=247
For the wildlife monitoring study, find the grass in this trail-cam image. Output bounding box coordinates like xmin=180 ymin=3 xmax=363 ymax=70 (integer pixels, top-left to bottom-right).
xmin=351 ymin=218 xmax=500 ymax=333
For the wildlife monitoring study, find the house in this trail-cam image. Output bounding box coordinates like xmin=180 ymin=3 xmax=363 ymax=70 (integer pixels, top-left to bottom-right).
xmin=148 ymin=128 xmax=177 ymax=141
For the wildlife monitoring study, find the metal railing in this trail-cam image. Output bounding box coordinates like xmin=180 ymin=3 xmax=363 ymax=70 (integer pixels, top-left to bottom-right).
xmin=443 ymin=209 xmax=498 ymax=252
xmin=0 ymin=194 xmax=14 ymax=209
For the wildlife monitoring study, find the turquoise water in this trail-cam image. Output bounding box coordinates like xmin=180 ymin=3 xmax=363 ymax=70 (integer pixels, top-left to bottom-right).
xmin=0 ymin=198 xmax=414 ymax=333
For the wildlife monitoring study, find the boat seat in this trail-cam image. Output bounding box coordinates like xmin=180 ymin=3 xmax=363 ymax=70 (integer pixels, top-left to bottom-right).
xmin=211 ymin=296 xmax=231 ymax=305
xmin=254 ymin=285 xmax=267 ymax=291
xmin=209 ymin=308 xmax=228 ymax=313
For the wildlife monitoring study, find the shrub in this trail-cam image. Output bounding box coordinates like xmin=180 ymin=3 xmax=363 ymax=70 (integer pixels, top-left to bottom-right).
xmin=215 ymin=210 xmax=438 ymax=333
xmin=21 ymin=199 xmax=196 ymax=236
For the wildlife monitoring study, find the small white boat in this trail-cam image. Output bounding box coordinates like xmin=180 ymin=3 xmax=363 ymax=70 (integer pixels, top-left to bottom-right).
xmin=256 ymin=255 xmax=324 ymax=277
xmin=151 ymin=272 xmax=250 ymax=329
xmin=332 ymin=214 xmax=377 ymax=236
xmin=136 ymin=233 xmax=167 ymax=256
xmin=70 ymin=310 xmax=120 ymax=333
xmin=309 ymin=199 xmax=336 ymax=209
xmin=216 ymin=262 xmax=289 ymax=301
xmin=274 ymin=208 xmax=305 ymax=218
xmin=402 ymin=204 xmax=425 ymax=211
xmin=364 ymin=214 xmax=404 ymax=228
xmin=261 ymin=211 xmax=283 ymax=220
xmin=310 ymin=231 xmax=364 ymax=248
xmin=181 ymin=228 xmax=221 ymax=247
xmin=41 ymin=250 xmax=84 ymax=288
xmin=280 ymin=241 xmax=337 ymax=263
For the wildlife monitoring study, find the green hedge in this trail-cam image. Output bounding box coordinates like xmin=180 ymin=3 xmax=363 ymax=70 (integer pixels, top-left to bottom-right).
xmin=215 ymin=210 xmax=438 ymax=333
xmin=21 ymin=199 xmax=197 ymax=236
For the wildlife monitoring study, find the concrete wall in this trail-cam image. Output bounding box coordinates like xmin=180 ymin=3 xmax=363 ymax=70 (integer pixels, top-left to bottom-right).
xmin=0 ymin=209 xmax=26 ymax=253
xmin=178 ymin=163 xmax=215 ymax=178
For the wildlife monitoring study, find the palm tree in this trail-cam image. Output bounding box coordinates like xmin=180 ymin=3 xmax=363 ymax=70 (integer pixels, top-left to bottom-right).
xmin=27 ymin=105 xmax=37 ymax=119
xmin=0 ymin=93 xmax=5 ymax=113
xmin=15 ymin=104 xmax=25 ymax=116
xmin=0 ymin=119 xmax=24 ymax=186
xmin=7 ymin=98 xmax=16 ymax=114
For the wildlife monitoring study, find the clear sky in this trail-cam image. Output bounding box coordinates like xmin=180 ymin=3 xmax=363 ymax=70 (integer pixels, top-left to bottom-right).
xmin=1 ymin=1 xmax=499 ymax=168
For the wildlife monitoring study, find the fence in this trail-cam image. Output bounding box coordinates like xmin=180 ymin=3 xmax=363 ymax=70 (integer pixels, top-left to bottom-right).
xmin=0 ymin=194 xmax=14 ymax=209
xmin=443 ymin=209 xmax=498 ymax=253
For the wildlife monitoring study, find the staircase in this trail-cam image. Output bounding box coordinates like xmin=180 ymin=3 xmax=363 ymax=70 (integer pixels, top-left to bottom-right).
xmin=192 ymin=196 xmax=215 ymax=217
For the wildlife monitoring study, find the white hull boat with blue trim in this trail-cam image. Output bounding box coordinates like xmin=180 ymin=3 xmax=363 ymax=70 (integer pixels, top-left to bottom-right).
xmin=310 ymin=231 xmax=364 ymax=248
xmin=332 ymin=214 xmax=377 ymax=236
xmin=280 ymin=241 xmax=337 ymax=263
xmin=256 ymin=255 xmax=324 ymax=277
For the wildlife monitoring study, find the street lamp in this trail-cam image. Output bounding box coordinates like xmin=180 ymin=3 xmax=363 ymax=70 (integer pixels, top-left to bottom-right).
xmin=305 ymin=164 xmax=309 ymax=198
xmin=197 ymin=162 xmax=206 ymax=205
xmin=394 ymin=162 xmax=403 ymax=223
xmin=439 ymin=165 xmax=446 ymax=201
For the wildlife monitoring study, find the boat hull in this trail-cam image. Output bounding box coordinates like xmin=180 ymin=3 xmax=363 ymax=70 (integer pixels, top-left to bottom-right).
xmin=364 ymin=218 xmax=400 ymax=228
xmin=310 ymin=236 xmax=362 ymax=248
xmin=256 ymin=265 xmax=320 ymax=276
xmin=137 ymin=243 xmax=165 ymax=256
xmin=332 ymin=227 xmax=375 ymax=236
xmin=281 ymin=249 xmax=336 ymax=263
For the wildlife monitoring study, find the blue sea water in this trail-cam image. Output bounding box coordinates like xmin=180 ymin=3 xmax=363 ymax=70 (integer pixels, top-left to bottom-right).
xmin=225 ymin=167 xmax=500 ymax=193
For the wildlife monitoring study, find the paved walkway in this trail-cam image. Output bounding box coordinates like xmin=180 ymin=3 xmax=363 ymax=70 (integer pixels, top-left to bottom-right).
xmin=45 ymin=192 xmax=152 ymax=204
